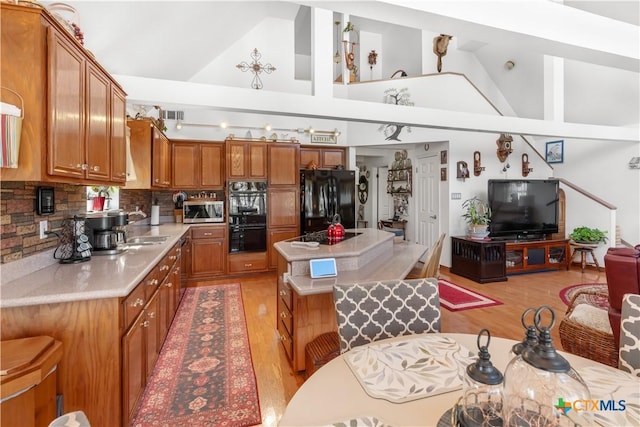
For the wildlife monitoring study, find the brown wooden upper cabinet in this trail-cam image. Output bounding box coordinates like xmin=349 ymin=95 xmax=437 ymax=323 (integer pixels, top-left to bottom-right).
xmin=300 ymin=146 xmax=346 ymax=170
xmin=127 ymin=119 xmax=171 ymax=189
xmin=0 ymin=3 xmax=126 ymax=184
xmin=268 ymin=144 xmax=300 ymax=186
xmin=226 ymin=140 xmax=267 ymax=180
xmin=151 ymin=128 xmax=171 ymax=188
xmin=172 ymin=142 xmax=224 ymax=189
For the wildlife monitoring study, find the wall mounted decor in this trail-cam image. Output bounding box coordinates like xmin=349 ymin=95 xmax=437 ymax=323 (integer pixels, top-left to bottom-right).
xmin=236 ymin=48 xmax=276 ymax=90
xmin=378 ymin=88 xmax=413 ymax=141
xmin=457 ymin=161 xmax=470 ymax=180
xmin=440 ymin=150 xmax=447 ymax=164
xmin=473 ymin=151 xmax=485 ymax=176
xmin=496 ymin=133 xmax=513 ymax=162
xmin=433 ymin=34 xmax=453 ymax=72
xmin=440 ymin=167 xmax=447 ymax=181
xmin=368 ymin=50 xmax=378 ymax=79
xmin=522 ymin=153 xmax=533 ymax=177
xmin=358 ymin=175 xmax=369 ymax=204
xmin=545 ymin=140 xmax=564 ymax=164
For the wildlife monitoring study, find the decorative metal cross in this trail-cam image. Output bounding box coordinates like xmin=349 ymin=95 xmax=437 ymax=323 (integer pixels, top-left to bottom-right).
xmin=236 ymin=48 xmax=276 ymax=90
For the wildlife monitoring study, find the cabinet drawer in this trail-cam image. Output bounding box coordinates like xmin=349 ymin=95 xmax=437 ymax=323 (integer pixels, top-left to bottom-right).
xmin=277 ymin=319 xmax=293 ymax=360
xmin=142 ymin=266 xmax=160 ymax=301
xmin=279 ymin=305 xmax=293 ymax=336
xmin=278 ymin=277 xmax=293 ymax=311
xmin=192 ymin=227 xmax=225 ymax=240
xmin=122 ymin=282 xmax=146 ymax=331
xmin=228 ymin=252 xmax=268 ymax=273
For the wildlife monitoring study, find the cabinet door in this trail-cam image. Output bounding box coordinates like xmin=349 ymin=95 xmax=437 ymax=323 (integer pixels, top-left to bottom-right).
xmin=85 ymin=63 xmax=111 ymax=181
xmin=268 ymin=187 xmax=298 ymax=228
xmin=144 ymin=291 xmax=160 ymax=379
xmin=201 ymin=144 xmax=224 ymax=188
xmin=47 ymin=28 xmax=85 ymax=179
xmin=227 ymin=141 xmax=247 ymax=179
xmin=248 ymin=143 xmax=267 ymax=179
xmin=122 ymin=314 xmax=145 ymax=425
xmin=269 ymin=144 xmax=299 ymax=186
xmin=110 ymin=87 xmax=127 ymax=183
xmin=227 ymin=141 xmax=266 ymax=180
xmin=172 ymin=143 xmax=199 ymax=188
xmin=300 ymin=148 xmax=320 ymax=170
xmin=190 ymin=239 xmax=226 ymax=277
xmin=321 ymin=148 xmax=345 ymax=169
xmin=152 ymin=128 xmax=170 ymax=187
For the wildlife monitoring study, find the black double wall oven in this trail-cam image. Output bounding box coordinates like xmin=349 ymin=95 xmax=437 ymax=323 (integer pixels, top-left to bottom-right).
xmin=228 ymin=181 xmax=267 ymax=253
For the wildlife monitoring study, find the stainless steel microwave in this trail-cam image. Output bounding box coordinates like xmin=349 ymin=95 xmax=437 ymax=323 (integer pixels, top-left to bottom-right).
xmin=183 ymin=200 xmax=224 ymax=223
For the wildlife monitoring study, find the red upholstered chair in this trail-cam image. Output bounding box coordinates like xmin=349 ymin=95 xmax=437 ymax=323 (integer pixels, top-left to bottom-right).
xmin=604 ymin=245 xmax=640 ymax=345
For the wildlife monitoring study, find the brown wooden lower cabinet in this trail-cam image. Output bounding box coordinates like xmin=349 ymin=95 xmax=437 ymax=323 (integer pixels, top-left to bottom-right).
xmin=228 ymin=251 xmax=268 ymax=273
xmin=0 ymin=240 xmax=184 ymax=427
xmin=189 ymin=226 xmax=227 ymax=279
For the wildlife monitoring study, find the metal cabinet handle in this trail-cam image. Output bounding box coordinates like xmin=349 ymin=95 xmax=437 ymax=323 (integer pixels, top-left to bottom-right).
xmin=141 ymin=320 xmax=150 ymax=328
xmin=148 ymin=311 xmax=156 ymax=319
xmin=160 ymin=265 xmax=169 ymax=271
xmin=131 ymin=298 xmax=144 ymax=307
xmin=244 ymin=263 xmax=253 ymax=267
xmin=166 ymin=281 xmax=173 ymax=288
xmin=203 ymin=232 xmax=213 ymax=236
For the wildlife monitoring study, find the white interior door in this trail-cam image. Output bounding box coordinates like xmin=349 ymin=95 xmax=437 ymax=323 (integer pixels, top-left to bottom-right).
xmin=415 ymin=155 xmax=439 ymax=249
xmin=377 ymin=166 xmax=391 ymax=225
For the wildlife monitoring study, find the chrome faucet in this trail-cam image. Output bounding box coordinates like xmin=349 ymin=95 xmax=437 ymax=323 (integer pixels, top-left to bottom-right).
xmin=127 ymin=206 xmax=147 ymax=221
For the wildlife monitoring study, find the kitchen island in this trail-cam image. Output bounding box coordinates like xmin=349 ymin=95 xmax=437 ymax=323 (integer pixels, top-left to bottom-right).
xmin=274 ymin=229 xmax=429 ymax=371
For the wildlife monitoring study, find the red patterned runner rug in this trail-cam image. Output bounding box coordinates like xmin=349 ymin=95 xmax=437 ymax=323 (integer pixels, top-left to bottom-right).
xmin=132 ymin=284 xmax=261 ymax=427
xmin=438 ymin=279 xmax=503 ymax=312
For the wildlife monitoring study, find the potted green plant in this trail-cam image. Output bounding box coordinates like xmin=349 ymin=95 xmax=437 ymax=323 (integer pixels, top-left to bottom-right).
xmin=462 ymin=197 xmax=491 ymax=238
xmin=569 ymin=226 xmax=608 ymax=244
xmin=89 ymin=186 xmax=116 ymax=211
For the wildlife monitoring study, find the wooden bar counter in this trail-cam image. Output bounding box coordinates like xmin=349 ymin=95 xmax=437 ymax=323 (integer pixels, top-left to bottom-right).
xmin=274 ymin=229 xmax=428 ymax=371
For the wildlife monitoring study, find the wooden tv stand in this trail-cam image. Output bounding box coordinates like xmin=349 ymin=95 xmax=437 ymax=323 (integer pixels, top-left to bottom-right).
xmin=504 ymin=238 xmax=570 ymax=274
xmin=451 ymin=237 xmax=570 ymax=283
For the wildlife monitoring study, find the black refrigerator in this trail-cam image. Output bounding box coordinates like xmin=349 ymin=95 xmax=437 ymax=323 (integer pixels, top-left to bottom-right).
xmin=300 ymin=169 xmax=356 ymax=234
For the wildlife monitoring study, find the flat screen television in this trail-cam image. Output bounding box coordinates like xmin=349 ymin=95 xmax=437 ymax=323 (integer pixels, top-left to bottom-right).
xmin=488 ymin=179 xmax=560 ymax=239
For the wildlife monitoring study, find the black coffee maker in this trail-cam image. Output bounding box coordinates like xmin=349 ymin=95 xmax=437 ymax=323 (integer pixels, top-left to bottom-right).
xmin=86 ymin=211 xmax=128 ymax=255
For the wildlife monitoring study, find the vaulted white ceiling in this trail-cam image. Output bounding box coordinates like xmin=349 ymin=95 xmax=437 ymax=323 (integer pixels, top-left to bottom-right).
xmin=44 ymin=1 xmax=640 ymax=132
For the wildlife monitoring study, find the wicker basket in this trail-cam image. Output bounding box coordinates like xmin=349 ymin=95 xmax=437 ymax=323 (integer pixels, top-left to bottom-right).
xmin=559 ymin=289 xmax=618 ymax=367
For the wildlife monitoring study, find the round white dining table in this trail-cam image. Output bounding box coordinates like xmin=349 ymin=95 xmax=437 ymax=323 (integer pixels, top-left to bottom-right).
xmin=278 ymin=333 xmax=637 ymax=427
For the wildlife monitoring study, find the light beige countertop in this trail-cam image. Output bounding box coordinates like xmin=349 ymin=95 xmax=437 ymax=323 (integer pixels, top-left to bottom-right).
xmin=0 ymin=223 xmax=194 ymax=308
xmin=275 ymin=229 xmax=429 ymax=296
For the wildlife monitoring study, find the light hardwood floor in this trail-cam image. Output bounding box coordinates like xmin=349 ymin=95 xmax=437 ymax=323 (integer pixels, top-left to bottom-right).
xmin=193 ymin=264 xmax=607 ymax=427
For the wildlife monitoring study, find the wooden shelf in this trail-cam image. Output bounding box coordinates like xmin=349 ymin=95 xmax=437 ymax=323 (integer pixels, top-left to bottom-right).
xmin=386 ymin=167 xmax=412 ymax=195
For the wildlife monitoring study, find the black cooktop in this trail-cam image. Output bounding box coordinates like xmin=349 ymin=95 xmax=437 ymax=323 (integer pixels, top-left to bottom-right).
xmin=299 ymin=231 xmax=362 ymax=245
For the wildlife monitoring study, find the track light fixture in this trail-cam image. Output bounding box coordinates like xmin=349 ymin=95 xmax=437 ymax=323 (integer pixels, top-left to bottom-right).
xmin=168 ymin=120 xmax=341 ymax=139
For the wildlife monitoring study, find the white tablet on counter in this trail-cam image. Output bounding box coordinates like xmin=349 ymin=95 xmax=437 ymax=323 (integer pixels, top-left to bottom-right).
xmin=309 ymin=258 xmax=337 ymax=279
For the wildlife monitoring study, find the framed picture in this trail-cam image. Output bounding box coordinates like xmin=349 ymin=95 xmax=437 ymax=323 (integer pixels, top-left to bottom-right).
xmin=440 ymin=167 xmax=447 ymax=181
xmin=545 ymin=140 xmax=564 ymax=164
xmin=440 ymin=150 xmax=447 ymax=164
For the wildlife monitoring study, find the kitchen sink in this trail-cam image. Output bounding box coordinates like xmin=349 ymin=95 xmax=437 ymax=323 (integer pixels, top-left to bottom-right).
xmin=127 ymin=235 xmax=169 ymax=245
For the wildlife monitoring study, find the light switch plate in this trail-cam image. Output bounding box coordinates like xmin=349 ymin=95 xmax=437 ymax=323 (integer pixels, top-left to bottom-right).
xmin=451 ymin=193 xmax=462 ymax=200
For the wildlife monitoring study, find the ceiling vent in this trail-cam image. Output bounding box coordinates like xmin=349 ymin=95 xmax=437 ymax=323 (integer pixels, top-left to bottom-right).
xmin=161 ymin=110 xmax=184 ymax=120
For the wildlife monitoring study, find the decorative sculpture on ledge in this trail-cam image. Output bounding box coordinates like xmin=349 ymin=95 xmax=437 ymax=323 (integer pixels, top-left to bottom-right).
xmin=433 ymin=34 xmax=453 ymax=72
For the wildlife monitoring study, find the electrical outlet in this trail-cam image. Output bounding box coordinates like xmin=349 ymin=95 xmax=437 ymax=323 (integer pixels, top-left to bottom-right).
xmin=39 ymin=220 xmax=48 ymax=239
